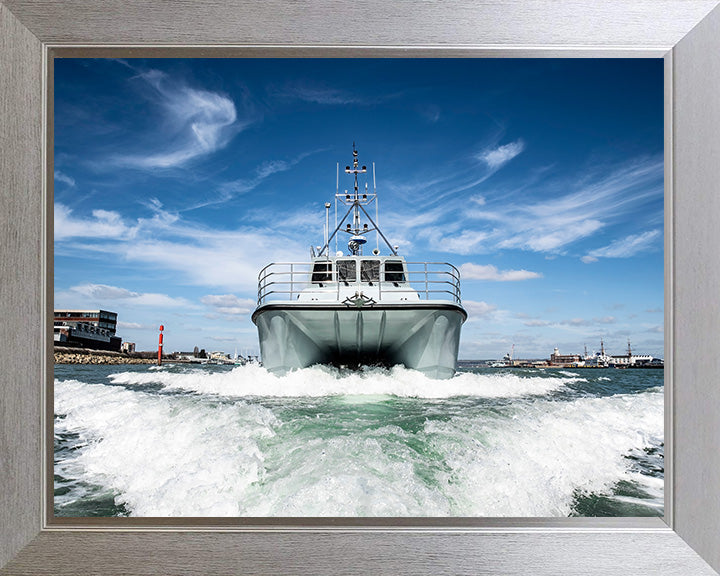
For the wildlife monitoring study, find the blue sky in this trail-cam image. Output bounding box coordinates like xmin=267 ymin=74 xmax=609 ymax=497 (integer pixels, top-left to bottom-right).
xmin=54 ymin=58 xmax=664 ymax=359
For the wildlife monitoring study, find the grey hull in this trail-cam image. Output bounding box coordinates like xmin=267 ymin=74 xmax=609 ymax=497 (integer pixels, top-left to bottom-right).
xmin=253 ymin=304 xmax=466 ymax=379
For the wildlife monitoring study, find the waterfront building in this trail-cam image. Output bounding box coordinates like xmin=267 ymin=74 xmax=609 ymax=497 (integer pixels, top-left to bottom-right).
xmin=583 ymin=339 xmax=660 ymax=368
xmin=53 ymin=309 xmax=121 ymax=351
xmin=54 ymin=309 xmax=118 ymax=333
xmin=609 ymin=339 xmax=653 ymax=367
xmin=549 ymin=347 xmax=583 ymax=367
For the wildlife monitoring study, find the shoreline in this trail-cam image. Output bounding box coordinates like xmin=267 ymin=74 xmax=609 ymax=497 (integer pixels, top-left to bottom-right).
xmin=54 ymin=347 xmax=190 ymax=365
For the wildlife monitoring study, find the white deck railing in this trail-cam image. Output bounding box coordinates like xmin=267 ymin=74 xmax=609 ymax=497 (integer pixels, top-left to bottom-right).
xmin=257 ymin=261 xmax=462 ymax=306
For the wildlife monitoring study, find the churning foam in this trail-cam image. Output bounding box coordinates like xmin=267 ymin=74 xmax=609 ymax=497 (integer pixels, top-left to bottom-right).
xmin=106 ymin=364 xmax=577 ymax=399
xmin=54 ymin=373 xmax=662 ymax=517
xmin=423 ymin=390 xmax=664 ymax=516
xmin=55 ymin=379 xmax=278 ymax=516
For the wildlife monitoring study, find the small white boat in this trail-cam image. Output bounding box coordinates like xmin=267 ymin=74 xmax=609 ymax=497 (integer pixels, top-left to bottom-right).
xmin=252 ymin=146 xmax=467 ymax=378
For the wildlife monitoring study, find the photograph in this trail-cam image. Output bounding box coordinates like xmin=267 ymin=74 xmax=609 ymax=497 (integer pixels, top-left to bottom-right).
xmin=52 ymin=57 xmax=664 ymax=517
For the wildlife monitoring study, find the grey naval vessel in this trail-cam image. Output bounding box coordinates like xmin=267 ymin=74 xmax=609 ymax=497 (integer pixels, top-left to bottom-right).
xmin=252 ymin=146 xmax=467 ymax=379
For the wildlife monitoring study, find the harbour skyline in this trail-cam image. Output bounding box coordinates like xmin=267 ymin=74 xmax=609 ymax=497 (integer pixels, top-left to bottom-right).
xmin=53 ymin=58 xmax=664 ymax=359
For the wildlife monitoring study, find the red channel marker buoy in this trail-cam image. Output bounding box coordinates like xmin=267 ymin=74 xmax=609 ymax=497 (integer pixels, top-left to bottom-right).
xmin=158 ymin=325 xmax=164 ymax=366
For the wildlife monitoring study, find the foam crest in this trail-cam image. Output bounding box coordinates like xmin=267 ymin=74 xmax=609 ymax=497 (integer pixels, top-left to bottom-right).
xmin=55 ymin=379 xmax=278 ymax=516
xmin=107 ymin=364 xmax=575 ymax=399
xmin=423 ymin=390 xmax=663 ymax=516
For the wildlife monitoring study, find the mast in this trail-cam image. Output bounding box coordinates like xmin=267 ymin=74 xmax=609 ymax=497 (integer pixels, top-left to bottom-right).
xmin=318 ymin=145 xmax=398 ymax=257
xmin=324 ymin=202 xmax=331 ymax=250
xmin=373 ymin=162 xmax=379 ymax=253
xmin=346 ymin=144 xmax=365 ymax=244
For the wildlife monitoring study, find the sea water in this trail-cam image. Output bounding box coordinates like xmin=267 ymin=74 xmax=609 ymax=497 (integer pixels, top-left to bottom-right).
xmin=54 ymin=363 xmax=663 ymax=517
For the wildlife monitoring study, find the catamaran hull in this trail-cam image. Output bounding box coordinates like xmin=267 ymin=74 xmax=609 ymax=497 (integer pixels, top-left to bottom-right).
xmin=253 ymin=304 xmax=465 ymax=379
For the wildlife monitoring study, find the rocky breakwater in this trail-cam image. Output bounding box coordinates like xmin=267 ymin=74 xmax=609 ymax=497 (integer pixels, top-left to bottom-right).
xmin=54 ymin=347 xmax=158 ymax=365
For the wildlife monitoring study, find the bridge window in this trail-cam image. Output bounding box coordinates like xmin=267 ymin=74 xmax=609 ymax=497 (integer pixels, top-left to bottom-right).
xmin=360 ymin=260 xmax=380 ymax=282
xmin=336 ymin=260 xmax=356 ymax=282
xmin=384 ymin=261 xmax=405 ymax=282
xmin=311 ymin=262 xmax=332 ymax=283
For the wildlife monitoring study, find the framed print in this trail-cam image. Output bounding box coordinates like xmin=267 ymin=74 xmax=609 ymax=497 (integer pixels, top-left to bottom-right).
xmin=2 ymin=1 xmax=720 ymax=574
xmin=50 ymin=56 xmax=665 ymax=521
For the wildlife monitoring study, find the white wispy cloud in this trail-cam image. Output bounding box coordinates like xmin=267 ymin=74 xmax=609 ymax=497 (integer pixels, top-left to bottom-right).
xmin=558 ymin=316 xmax=617 ymax=328
xmin=430 ymin=230 xmax=491 ymax=255
xmin=201 ymin=294 xmax=256 ymax=316
xmin=254 ymin=150 xmax=321 ymax=180
xmin=117 ymin=321 xmax=151 ymax=330
xmin=183 ymin=151 xmax=321 ymax=212
xmin=54 ymin=170 xmax=76 ymax=187
xmin=54 ymin=204 xmax=134 ymax=241
xmin=523 ymin=319 xmax=551 ymax=327
xmin=379 ymin=138 xmax=661 ymax=259
xmin=521 ymin=315 xmax=617 ymax=329
xmin=560 ymin=318 xmax=591 ymax=327
xmin=527 ymin=160 xmax=661 ymax=218
xmin=63 ymin=283 xmax=194 ymax=308
xmin=582 ymin=230 xmax=662 ymax=263
xmin=513 ymin=161 xmax=662 ymax=253
xmin=223 ymin=152 xmax=315 ymax=195
xmin=112 ymin=69 xmax=246 ymax=169
xmin=256 ymin=160 xmax=294 ymax=179
xmin=380 ymin=139 xmax=526 ymax=215
xmin=55 ymin=201 xmax=185 ymax=242
xmin=462 ymin=300 xmax=498 ymax=319
xmin=117 ymin=234 xmax=305 ymax=291
xmin=420 ymin=155 xmax=663 ymax=257
xmin=516 ymin=219 xmax=605 ymax=252
xmin=208 ymin=335 xmax=240 ymax=342
xmin=56 ymin=201 xmax=309 ymax=292
xmin=459 ymin=263 xmax=542 ymax=282
xmin=478 ymin=140 xmax=525 ymax=169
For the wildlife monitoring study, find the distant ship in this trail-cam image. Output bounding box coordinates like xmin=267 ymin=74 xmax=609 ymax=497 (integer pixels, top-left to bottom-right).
xmin=251 ymin=146 xmax=467 ymax=378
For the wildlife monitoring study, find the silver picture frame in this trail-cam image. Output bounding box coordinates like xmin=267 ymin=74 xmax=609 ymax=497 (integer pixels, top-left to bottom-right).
xmin=2 ymin=1 xmax=720 ymax=574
